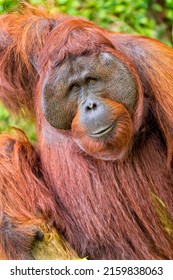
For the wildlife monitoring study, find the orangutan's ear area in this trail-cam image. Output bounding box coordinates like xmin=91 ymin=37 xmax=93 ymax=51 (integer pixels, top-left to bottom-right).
xmin=42 ymin=52 xmax=139 ymax=160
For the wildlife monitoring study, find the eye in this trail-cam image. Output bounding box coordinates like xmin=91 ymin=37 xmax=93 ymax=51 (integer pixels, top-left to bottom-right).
xmin=87 ymin=77 xmax=97 ymax=85
xmin=70 ymin=83 xmax=80 ymax=91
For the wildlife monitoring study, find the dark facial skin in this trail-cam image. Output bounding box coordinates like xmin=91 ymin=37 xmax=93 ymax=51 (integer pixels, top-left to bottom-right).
xmin=42 ymin=52 xmax=137 ymax=149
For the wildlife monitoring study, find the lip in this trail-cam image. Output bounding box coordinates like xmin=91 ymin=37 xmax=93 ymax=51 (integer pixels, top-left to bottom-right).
xmin=89 ymin=122 xmax=115 ymax=138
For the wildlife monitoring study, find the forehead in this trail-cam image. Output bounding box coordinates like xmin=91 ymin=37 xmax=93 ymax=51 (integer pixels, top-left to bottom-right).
xmin=54 ymin=52 xmax=119 ymax=79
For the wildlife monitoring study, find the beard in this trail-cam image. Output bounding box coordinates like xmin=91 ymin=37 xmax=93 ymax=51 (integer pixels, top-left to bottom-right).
xmin=38 ymin=122 xmax=173 ymax=260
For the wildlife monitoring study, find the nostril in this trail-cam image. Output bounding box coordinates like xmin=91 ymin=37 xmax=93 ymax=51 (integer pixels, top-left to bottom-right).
xmin=86 ymin=102 xmax=97 ymax=111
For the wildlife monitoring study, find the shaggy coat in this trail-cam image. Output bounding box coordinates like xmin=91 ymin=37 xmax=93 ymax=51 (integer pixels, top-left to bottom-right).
xmin=0 ymin=5 xmax=173 ymax=259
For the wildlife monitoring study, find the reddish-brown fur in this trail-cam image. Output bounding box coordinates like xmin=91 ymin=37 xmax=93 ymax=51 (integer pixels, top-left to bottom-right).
xmin=0 ymin=5 xmax=173 ymax=259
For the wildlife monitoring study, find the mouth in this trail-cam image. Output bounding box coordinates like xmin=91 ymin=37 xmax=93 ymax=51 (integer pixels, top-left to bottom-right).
xmin=88 ymin=122 xmax=115 ymax=138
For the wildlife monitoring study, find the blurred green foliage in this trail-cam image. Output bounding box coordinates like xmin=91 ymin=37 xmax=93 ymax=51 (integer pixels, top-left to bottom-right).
xmin=0 ymin=103 xmax=36 ymax=141
xmin=0 ymin=0 xmax=172 ymax=44
xmin=0 ymin=0 xmax=172 ymax=140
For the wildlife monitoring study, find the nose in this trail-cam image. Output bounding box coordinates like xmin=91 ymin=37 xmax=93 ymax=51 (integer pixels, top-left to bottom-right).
xmin=80 ymin=98 xmax=108 ymax=126
xmin=85 ymin=99 xmax=98 ymax=111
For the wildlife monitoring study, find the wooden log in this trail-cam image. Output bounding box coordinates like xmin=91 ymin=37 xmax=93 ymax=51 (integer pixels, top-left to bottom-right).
xmin=32 ymin=224 xmax=79 ymax=260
